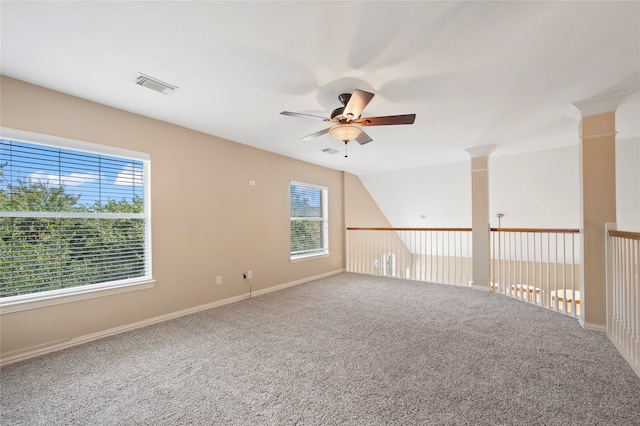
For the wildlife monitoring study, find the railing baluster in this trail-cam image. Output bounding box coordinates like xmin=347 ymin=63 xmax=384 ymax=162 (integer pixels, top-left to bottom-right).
xmin=469 ymin=231 xmax=472 ymax=287
xmin=616 ymin=236 xmax=622 ymax=339
xmin=560 ymin=232 xmax=563 ymax=311
xmin=604 ymin=228 xmax=640 ymax=377
xmin=347 ymin=227 xmax=588 ymax=323
xmin=525 ymin=232 xmax=529 ymax=301
xmin=454 ymin=231 xmax=458 ymax=285
xmin=448 ymin=231 xmax=451 ymax=284
xmin=625 ymin=237 xmax=631 ymax=351
xmin=532 ymin=232 xmax=536 ymax=304
xmin=571 ymin=233 xmax=576 ymax=317
xmin=633 ymin=240 xmax=640 ymax=368
xmin=499 ymin=231 xmax=503 ymax=293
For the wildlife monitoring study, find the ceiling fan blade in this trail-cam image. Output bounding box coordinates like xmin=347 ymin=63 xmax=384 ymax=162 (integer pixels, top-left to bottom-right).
xmin=300 ymin=127 xmax=331 ymax=140
xmin=343 ymin=89 xmax=374 ymax=119
xmin=355 ymin=114 xmax=416 ymax=126
xmin=355 ymin=131 xmax=373 ymax=145
xmin=281 ymin=111 xmax=330 ymax=121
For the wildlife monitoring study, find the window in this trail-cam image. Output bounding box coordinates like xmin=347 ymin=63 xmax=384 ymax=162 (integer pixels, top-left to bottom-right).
xmin=0 ymin=129 xmax=152 ymax=311
xmin=290 ymin=181 xmax=328 ymax=260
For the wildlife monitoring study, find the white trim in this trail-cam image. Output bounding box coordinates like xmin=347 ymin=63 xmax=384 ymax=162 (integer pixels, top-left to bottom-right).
xmin=0 ymin=292 xmax=248 ymax=366
xmin=0 ymin=270 xmax=343 ymax=366
xmin=0 ymin=279 xmax=157 ymax=314
xmin=0 ymin=129 xmax=153 ymax=307
xmin=465 ymin=144 xmax=496 ymax=158
xmin=0 ymin=127 xmax=150 ymax=161
xmin=0 ymin=211 xmax=146 ymax=219
xmin=571 ymin=90 xmax=636 ymax=117
xmin=250 ymin=269 xmax=343 ymax=297
xmin=290 ymin=180 xmax=327 ymax=191
xmin=290 ymin=251 xmax=330 ymax=262
xmin=470 ymin=285 xmax=491 ymax=292
xmin=579 ymin=318 xmax=607 ymax=333
xmin=582 ymin=131 xmax=618 ymax=141
xmin=289 ymin=181 xmax=329 ymax=259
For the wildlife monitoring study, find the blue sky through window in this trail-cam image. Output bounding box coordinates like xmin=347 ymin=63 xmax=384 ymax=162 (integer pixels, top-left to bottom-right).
xmin=0 ymin=139 xmax=143 ymax=209
xmin=290 ymin=184 xmax=322 ymax=217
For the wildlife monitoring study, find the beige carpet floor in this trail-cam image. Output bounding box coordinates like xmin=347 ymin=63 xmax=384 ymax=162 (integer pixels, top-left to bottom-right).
xmin=2 ymin=273 xmax=639 ymax=425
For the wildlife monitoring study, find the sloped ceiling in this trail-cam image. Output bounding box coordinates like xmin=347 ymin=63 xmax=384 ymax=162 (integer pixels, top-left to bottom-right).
xmin=1 ymin=1 xmax=639 ymax=175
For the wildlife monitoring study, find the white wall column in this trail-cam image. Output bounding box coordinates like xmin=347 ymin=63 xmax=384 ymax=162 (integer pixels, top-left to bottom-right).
xmin=572 ymin=92 xmax=631 ymax=329
xmin=466 ymin=145 xmax=495 ymax=290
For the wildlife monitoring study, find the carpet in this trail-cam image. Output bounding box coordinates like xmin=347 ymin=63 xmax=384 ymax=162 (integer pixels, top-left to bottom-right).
xmin=2 ymin=273 xmax=639 ymax=425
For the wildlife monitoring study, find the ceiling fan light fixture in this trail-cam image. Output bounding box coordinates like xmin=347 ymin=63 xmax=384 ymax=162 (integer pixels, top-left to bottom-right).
xmin=329 ymin=125 xmax=362 ymax=143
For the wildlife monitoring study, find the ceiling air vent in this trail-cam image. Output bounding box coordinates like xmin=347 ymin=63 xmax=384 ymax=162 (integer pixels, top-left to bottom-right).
xmin=134 ymin=73 xmax=178 ymax=95
xmin=322 ymin=148 xmax=339 ymax=154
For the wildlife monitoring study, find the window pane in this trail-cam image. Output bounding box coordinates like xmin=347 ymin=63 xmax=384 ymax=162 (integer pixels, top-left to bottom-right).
xmin=290 ymin=182 xmax=327 ymax=257
xmin=290 ymin=185 xmax=322 ymax=218
xmin=0 ymin=138 xmax=150 ymax=298
xmin=290 ymin=219 xmax=323 ymax=254
xmin=0 ymin=140 xmax=144 ymax=212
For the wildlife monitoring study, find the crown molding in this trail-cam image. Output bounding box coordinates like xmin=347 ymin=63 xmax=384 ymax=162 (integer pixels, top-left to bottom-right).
xmin=465 ymin=144 xmax=496 ymax=158
xmin=571 ymin=90 xmax=637 ymax=118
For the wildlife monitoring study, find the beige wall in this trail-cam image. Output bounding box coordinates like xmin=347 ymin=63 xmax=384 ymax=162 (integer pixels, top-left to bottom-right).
xmin=343 ymin=172 xmax=392 ymax=228
xmin=579 ymin=111 xmax=617 ymax=328
xmin=343 ymin=173 xmax=412 ymax=276
xmin=0 ymin=77 xmax=389 ymax=359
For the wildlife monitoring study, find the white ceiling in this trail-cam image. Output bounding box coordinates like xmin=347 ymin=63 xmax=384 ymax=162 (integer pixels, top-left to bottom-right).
xmin=1 ymin=1 xmax=639 ymax=176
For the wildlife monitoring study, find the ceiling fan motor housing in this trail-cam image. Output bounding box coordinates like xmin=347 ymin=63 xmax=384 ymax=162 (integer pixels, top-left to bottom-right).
xmin=331 ymin=93 xmax=359 ymax=122
xmin=281 ymin=89 xmax=416 ymax=145
xmin=331 ymin=106 xmax=345 ymax=120
xmin=338 ymin=93 xmax=351 ymax=106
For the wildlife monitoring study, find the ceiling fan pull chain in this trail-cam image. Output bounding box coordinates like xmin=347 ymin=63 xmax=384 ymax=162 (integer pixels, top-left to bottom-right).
xmin=344 ymin=142 xmax=348 ymax=158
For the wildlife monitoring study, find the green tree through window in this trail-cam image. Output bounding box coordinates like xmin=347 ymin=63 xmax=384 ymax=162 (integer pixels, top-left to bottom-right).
xmin=0 ymin=138 xmax=150 ymax=298
xmin=290 ymin=182 xmax=328 ymax=258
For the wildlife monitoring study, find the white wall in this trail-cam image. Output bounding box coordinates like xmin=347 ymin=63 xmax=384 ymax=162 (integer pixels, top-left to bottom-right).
xmin=359 ymin=161 xmax=471 ymax=227
xmin=361 ymin=142 xmax=637 ymax=231
xmin=616 ymin=137 xmax=640 ymax=231
xmin=490 ymin=146 xmax=580 ymax=228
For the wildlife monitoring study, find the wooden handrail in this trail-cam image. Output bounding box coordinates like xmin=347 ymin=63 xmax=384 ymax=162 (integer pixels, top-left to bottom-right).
xmin=608 ymin=230 xmax=640 ymax=240
xmin=347 ymin=227 xmax=579 ymax=233
xmin=347 ymin=227 xmax=471 ymax=232
xmin=490 ymin=228 xmax=579 ymax=233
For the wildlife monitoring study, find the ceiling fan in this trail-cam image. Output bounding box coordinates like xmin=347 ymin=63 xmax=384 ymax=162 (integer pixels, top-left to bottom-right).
xmin=281 ymin=89 xmax=416 ymax=149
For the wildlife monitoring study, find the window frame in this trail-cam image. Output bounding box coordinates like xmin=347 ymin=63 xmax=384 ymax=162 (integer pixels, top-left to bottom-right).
xmin=290 ymin=180 xmax=329 ymax=261
xmin=0 ymin=128 xmax=155 ymax=314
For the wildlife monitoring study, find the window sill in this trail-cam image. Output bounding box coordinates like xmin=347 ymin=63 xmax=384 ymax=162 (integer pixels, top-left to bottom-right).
xmin=290 ymin=251 xmax=329 ymax=263
xmin=0 ymin=279 xmax=157 ymax=314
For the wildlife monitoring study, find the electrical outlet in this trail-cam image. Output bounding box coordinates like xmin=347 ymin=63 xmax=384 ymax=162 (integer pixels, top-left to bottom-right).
xmin=216 ymin=276 xmax=222 ymax=285
xmin=247 ymin=271 xmax=252 ymax=279
xmin=242 ymin=272 xmax=247 ymax=279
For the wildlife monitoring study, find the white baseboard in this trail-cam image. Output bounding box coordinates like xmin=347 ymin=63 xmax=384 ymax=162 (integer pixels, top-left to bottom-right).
xmin=470 ymin=285 xmax=491 ymax=292
xmin=250 ymin=269 xmax=343 ymax=298
xmin=579 ymin=319 xmax=607 ymax=333
xmin=1 ymin=269 xmax=343 ymax=367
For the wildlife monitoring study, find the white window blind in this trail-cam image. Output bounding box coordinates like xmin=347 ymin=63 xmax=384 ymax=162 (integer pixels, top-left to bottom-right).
xmin=290 ymin=182 xmax=328 ymax=258
xmin=0 ymin=136 xmax=151 ymax=299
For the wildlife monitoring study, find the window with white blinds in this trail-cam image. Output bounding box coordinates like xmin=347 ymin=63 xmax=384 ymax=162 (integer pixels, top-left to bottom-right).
xmin=290 ymin=181 xmax=328 ymax=259
xmin=0 ymin=133 xmax=151 ymax=302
